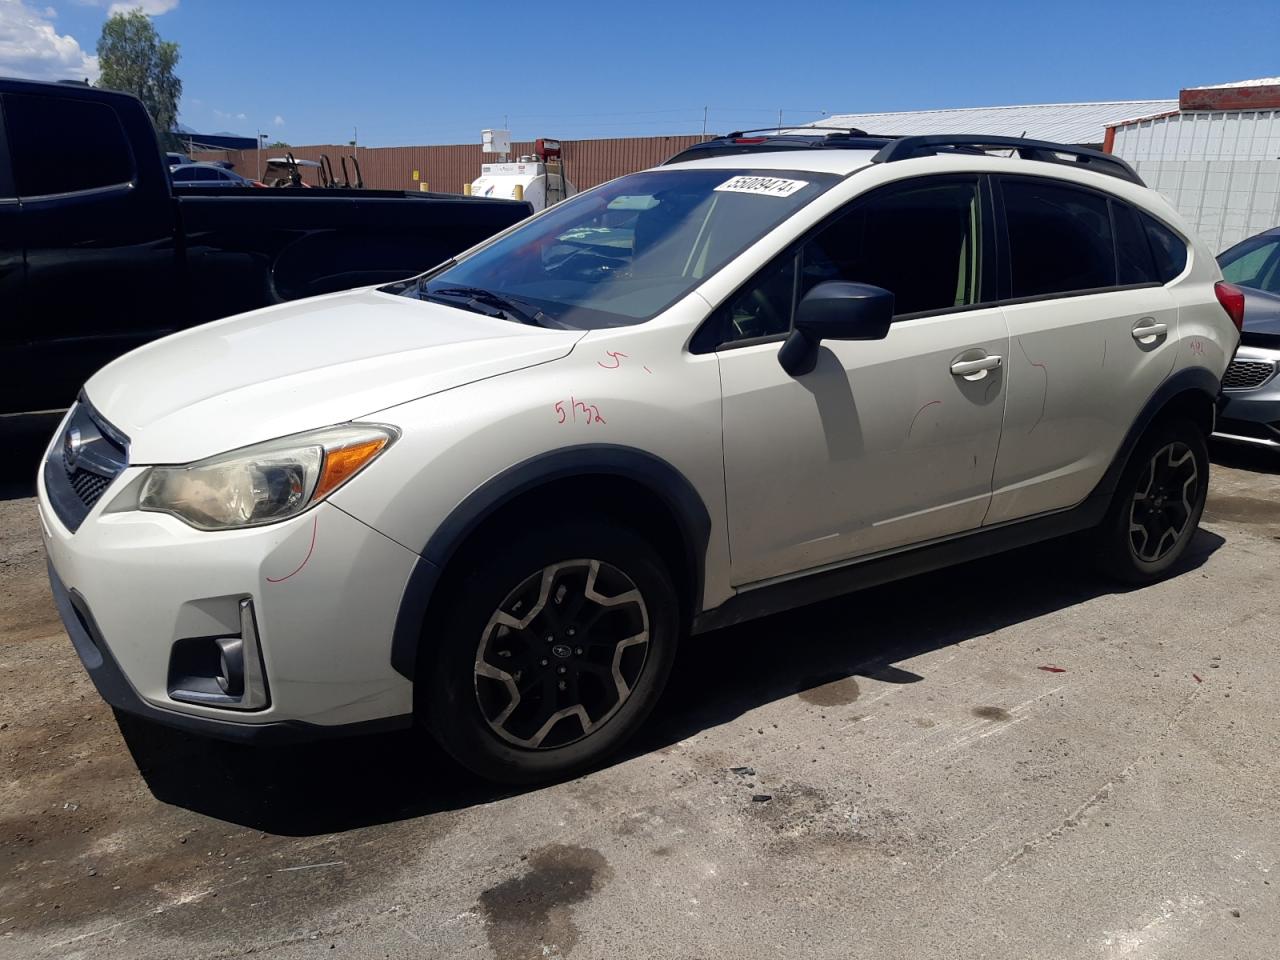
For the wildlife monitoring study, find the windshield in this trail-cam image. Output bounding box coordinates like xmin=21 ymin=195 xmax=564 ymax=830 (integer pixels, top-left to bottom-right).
xmin=396 ymin=168 xmax=838 ymax=328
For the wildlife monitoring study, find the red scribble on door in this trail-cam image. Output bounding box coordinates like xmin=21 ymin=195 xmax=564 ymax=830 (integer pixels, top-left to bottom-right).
xmin=907 ymin=400 xmax=942 ymax=437
xmin=1019 ymin=340 xmax=1049 ymax=433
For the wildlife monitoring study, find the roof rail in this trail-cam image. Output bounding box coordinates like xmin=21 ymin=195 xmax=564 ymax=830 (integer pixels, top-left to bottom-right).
xmin=871 ymin=135 xmax=1144 ymax=186
xmin=663 ymin=129 xmax=895 ymax=165
xmin=722 ymin=125 xmax=872 ymax=138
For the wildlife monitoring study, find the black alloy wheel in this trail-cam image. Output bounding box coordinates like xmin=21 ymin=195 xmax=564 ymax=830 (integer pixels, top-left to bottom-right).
xmin=422 ymin=520 xmax=679 ymax=784
xmin=1128 ymin=441 xmax=1200 ymax=563
xmin=473 ymin=558 xmax=650 ymax=750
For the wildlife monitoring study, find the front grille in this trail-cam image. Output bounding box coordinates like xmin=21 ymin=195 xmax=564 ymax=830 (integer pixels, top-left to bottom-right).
xmin=43 ymin=399 xmax=129 ymax=533
xmin=1222 ymin=359 xmax=1277 ymax=391
xmin=66 ymin=459 xmax=111 ymax=507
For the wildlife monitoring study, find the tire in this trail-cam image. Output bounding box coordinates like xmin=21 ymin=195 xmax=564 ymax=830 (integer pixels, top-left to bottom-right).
xmin=419 ymin=519 xmax=680 ymax=784
xmin=1095 ymin=417 xmax=1209 ymax=584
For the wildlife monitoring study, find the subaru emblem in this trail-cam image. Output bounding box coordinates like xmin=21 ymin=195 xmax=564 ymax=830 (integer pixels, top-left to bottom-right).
xmin=64 ymin=425 xmax=82 ymax=469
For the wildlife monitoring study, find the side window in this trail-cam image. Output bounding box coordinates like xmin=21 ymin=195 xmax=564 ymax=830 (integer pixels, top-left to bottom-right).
xmin=799 ymin=179 xmax=983 ymax=316
xmin=4 ymin=94 xmax=135 ymax=197
xmin=717 ymin=252 xmax=797 ymax=343
xmin=1141 ymin=213 xmax=1188 ymax=283
xmin=705 ymin=177 xmax=984 ymax=349
xmin=1003 ymin=179 xmax=1115 ymax=297
xmin=1112 ymin=200 xmax=1159 ymax=285
xmin=1220 ymin=237 xmax=1279 ymax=292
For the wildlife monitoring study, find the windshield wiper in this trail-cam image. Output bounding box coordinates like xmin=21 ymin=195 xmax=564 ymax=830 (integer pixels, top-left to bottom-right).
xmin=426 ymin=286 xmax=549 ymax=326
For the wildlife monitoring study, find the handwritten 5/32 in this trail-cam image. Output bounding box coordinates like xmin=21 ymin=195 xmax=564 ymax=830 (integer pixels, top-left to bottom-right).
xmin=555 ymin=397 xmax=606 ymax=425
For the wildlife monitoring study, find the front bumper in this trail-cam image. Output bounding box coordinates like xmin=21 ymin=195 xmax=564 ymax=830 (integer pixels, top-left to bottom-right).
xmin=46 ymin=560 xmax=410 ymax=743
xmin=1214 ymin=346 xmax=1280 ymax=449
xmin=38 ymin=439 xmax=420 ymax=738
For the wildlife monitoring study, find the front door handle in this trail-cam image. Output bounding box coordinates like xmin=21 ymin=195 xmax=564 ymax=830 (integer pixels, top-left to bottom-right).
xmin=950 ymin=355 xmax=1003 ymax=380
xmin=1132 ymin=318 xmax=1168 ymax=342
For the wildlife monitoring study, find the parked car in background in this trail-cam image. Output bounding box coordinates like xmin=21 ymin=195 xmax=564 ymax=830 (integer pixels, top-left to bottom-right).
xmin=1216 ymin=227 xmax=1280 ymax=448
xmin=0 ymin=76 xmax=532 ymax=417
xmin=38 ymin=130 xmax=1239 ymax=784
xmin=170 ymin=162 xmax=255 ymax=188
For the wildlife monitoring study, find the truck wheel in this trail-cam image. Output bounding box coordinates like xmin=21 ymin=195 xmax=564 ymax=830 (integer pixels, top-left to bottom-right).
xmin=420 ymin=520 xmax=679 ymax=784
xmin=1095 ymin=417 xmax=1209 ymax=584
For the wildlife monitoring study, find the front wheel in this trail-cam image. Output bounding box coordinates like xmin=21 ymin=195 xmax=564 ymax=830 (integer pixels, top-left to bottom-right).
xmin=420 ymin=521 xmax=679 ymax=784
xmin=1095 ymin=418 xmax=1209 ymax=584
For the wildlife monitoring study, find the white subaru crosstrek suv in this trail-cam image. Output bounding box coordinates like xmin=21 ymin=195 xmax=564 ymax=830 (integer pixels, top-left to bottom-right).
xmin=38 ymin=132 xmax=1242 ymax=783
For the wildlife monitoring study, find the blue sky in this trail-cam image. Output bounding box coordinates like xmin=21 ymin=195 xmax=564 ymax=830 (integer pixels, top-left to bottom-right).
xmin=5 ymin=0 xmax=1279 ymax=146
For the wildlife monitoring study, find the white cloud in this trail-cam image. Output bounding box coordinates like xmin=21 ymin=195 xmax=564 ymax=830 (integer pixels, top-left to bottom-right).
xmin=106 ymin=0 xmax=178 ymax=14
xmin=0 ymin=0 xmax=98 ymax=81
xmin=273 ymin=114 xmax=283 ymax=126
xmin=213 ymin=108 xmax=247 ymax=122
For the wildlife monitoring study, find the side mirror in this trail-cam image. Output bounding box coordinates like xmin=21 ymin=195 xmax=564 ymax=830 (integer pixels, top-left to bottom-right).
xmin=778 ymin=282 xmax=895 ymax=376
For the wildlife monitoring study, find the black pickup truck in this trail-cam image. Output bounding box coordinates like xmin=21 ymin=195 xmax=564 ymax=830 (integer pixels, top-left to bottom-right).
xmin=0 ymin=77 xmax=531 ymax=416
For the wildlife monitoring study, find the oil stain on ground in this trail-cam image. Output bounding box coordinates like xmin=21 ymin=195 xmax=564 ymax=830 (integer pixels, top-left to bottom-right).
xmin=478 ymin=843 xmax=611 ymax=960
xmin=797 ymin=675 xmax=861 ymax=706
xmin=972 ymin=706 xmax=1012 ymax=721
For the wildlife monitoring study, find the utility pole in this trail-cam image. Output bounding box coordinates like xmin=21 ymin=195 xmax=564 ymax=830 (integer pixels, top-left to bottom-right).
xmin=257 ymin=131 xmax=267 ymax=181
xmin=702 ymin=105 xmax=708 ymax=137
xmin=778 ymin=108 xmax=783 ymax=130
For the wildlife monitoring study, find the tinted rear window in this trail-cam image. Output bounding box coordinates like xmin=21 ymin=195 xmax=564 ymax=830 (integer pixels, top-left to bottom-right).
xmin=1112 ymin=200 xmax=1160 ymax=285
xmin=5 ymin=93 xmax=134 ymax=197
xmin=1142 ymin=214 xmax=1188 ymax=283
xmin=1003 ymin=179 xmax=1115 ymax=298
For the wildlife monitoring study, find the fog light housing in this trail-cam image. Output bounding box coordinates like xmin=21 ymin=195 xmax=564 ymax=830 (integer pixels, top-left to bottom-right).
xmin=214 ymin=637 xmax=246 ymax=697
xmin=167 ymin=599 xmax=269 ymax=710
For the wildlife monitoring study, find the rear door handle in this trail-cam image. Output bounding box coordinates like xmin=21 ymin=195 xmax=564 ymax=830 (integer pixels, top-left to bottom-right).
xmin=1132 ymin=318 xmax=1168 ymax=342
xmin=950 ymin=355 xmax=1003 ymax=379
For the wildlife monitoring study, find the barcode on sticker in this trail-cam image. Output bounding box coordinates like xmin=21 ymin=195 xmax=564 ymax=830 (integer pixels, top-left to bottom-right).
xmin=714 ymin=176 xmax=809 ymax=198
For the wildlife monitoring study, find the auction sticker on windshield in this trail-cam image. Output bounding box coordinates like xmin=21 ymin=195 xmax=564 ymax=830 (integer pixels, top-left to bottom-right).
xmin=714 ymin=176 xmax=809 ymax=198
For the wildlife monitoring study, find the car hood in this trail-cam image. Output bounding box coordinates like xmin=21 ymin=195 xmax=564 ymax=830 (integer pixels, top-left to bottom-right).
xmin=86 ymin=288 xmax=586 ymax=463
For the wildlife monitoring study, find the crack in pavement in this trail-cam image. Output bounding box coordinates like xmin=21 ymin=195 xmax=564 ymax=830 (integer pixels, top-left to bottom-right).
xmin=982 ymin=683 xmax=1205 ymax=882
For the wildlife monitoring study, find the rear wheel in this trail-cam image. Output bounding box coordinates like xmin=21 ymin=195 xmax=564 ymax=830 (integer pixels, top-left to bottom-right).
xmin=1095 ymin=418 xmax=1209 ymax=583
xmin=420 ymin=521 xmax=679 ymax=784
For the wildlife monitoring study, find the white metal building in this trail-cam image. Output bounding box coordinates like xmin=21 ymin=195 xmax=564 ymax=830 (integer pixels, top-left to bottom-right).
xmin=1108 ymin=80 xmax=1280 ymax=252
xmin=805 ymin=100 xmax=1176 ymax=149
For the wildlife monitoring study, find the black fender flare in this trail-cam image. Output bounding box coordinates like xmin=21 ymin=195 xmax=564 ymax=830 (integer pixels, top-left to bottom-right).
xmin=390 ymin=445 xmax=712 ymax=679
xmin=1093 ymin=365 xmax=1220 ymax=501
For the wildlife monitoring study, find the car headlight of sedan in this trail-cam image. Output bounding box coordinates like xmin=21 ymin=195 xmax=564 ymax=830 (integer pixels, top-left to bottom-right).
xmin=137 ymin=424 xmax=398 ymax=530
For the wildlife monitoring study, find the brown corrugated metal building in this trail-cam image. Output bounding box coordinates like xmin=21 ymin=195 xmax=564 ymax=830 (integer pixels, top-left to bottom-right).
xmin=194 ymin=134 xmax=712 ymax=194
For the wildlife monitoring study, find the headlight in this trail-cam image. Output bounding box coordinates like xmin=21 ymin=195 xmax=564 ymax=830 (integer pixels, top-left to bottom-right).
xmin=138 ymin=424 xmax=397 ymax=530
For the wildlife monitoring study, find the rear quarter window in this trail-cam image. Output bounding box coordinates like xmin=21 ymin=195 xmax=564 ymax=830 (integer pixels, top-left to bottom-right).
xmin=5 ymin=93 xmax=135 ymax=197
xmin=1111 ymin=200 xmax=1160 ymax=285
xmin=1141 ymin=213 xmax=1189 ymax=283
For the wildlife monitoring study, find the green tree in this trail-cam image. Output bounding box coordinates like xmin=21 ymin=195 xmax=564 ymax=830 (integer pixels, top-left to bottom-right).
xmin=267 ymin=140 xmax=292 ymax=149
xmin=95 ymin=10 xmax=182 ymax=136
